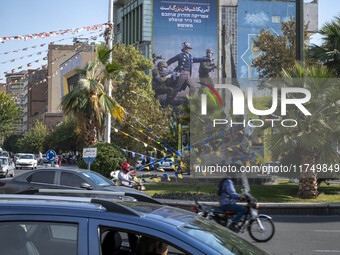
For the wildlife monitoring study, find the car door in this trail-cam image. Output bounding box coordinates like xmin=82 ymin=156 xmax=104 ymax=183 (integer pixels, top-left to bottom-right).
xmin=88 ymin=219 xmax=212 ymax=255
xmin=0 ymin=214 xmax=88 ymax=255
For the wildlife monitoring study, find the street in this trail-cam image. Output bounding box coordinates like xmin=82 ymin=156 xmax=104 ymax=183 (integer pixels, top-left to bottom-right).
xmin=240 ymin=215 xmax=340 ymax=255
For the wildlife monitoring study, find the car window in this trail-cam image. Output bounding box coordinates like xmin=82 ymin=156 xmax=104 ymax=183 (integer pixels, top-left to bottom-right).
xmin=81 ymin=172 xmax=112 ymax=187
xmin=27 ymin=171 xmax=55 ymax=184
xmin=179 ymin=218 xmax=268 ymax=255
xmin=19 ymin=155 xmax=34 ymax=159
xmin=60 ymin=172 xmax=87 ymax=187
xmin=0 ymin=158 xmax=7 ymax=165
xmin=99 ymin=227 xmax=187 ymax=255
xmin=0 ymin=221 xmax=78 ymax=255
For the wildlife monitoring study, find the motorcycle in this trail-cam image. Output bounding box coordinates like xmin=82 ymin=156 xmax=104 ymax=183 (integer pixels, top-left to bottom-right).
xmin=110 ymin=170 xmax=146 ymax=191
xmin=193 ymin=190 xmax=275 ymax=242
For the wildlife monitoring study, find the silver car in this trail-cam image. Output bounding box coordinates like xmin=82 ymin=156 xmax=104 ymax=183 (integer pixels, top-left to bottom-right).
xmin=0 ymin=157 xmax=14 ymax=178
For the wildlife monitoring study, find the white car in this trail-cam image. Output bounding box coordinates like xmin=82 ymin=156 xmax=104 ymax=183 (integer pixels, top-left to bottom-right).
xmin=15 ymin=154 xmax=38 ymax=170
xmin=0 ymin=157 xmax=14 ymax=178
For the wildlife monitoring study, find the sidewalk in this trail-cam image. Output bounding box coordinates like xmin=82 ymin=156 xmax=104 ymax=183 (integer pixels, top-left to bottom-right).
xmin=159 ymin=199 xmax=340 ymax=215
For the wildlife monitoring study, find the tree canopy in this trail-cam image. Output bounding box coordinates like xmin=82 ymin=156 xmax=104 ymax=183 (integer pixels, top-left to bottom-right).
xmin=0 ymin=92 xmax=20 ymax=141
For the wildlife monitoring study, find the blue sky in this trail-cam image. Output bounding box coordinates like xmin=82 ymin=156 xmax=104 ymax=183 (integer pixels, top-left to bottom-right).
xmin=0 ymin=0 xmax=340 ymax=82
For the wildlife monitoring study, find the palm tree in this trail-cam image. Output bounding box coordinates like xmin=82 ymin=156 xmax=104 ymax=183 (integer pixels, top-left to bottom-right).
xmin=308 ymin=15 xmax=340 ymax=75
xmin=61 ymin=46 xmax=125 ymax=147
xmin=266 ymin=63 xmax=340 ymax=198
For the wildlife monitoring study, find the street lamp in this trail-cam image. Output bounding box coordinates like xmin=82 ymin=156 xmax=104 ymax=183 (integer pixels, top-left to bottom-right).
xmin=104 ymin=0 xmax=114 ymax=143
xmin=296 ymin=0 xmax=304 ymax=63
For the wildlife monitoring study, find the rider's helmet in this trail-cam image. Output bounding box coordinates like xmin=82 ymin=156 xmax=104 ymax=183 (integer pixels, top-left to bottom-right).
xmin=182 ymin=42 xmax=192 ymax=50
xmin=121 ymin=162 xmax=131 ymax=173
xmin=157 ymin=61 xmax=168 ymax=69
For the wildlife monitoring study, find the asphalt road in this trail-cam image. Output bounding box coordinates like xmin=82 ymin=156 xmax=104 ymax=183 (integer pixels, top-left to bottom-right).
xmin=239 ymin=215 xmax=340 ymax=255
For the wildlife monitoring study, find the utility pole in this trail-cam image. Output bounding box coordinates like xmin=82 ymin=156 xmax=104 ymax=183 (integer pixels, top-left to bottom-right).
xmin=296 ymin=0 xmax=304 ymax=63
xmin=104 ymin=0 xmax=114 ymax=143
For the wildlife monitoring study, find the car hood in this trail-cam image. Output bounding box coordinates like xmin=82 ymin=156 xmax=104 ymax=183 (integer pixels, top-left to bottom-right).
xmin=17 ymin=159 xmax=35 ymax=163
xmin=0 ymin=165 xmax=9 ymax=170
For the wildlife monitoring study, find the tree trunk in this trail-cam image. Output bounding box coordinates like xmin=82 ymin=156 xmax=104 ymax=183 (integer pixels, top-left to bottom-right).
xmin=84 ymin=121 xmax=97 ymax=147
xmin=297 ymin=152 xmax=318 ymax=199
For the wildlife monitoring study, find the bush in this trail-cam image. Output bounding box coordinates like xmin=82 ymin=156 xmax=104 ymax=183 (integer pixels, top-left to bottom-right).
xmin=78 ymin=142 xmax=127 ymax=178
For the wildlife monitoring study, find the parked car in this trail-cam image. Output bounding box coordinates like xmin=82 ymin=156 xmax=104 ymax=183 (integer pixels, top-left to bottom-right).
xmin=0 ymin=168 xmax=150 ymax=198
xmin=0 ymin=194 xmax=269 ymax=255
xmin=157 ymin=157 xmax=175 ymax=170
xmin=14 ymin=153 xmax=26 ymax=163
xmin=0 ymin=157 xmax=14 ymax=178
xmin=15 ymin=154 xmax=38 ymax=170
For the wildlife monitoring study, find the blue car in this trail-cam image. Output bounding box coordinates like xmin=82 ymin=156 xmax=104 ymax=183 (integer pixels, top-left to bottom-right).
xmin=0 ymin=194 xmax=269 ymax=255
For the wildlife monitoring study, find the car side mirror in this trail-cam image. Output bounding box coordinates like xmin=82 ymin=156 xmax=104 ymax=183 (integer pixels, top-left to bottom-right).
xmin=80 ymin=183 xmax=93 ymax=190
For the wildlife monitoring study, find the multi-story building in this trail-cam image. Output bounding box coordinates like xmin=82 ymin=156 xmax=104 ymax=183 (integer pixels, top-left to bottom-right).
xmin=5 ymin=71 xmax=28 ymax=134
xmin=27 ymin=70 xmax=48 ymax=130
xmin=0 ymin=84 xmax=6 ymax=93
xmin=45 ymin=40 xmax=96 ymax=128
xmin=113 ymin=0 xmax=318 ymax=80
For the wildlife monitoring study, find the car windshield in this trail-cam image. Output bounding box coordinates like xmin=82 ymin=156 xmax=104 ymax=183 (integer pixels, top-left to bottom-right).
xmin=179 ymin=218 xmax=269 ymax=255
xmin=81 ymin=172 xmax=112 ymax=187
xmin=19 ymin=155 xmax=34 ymax=159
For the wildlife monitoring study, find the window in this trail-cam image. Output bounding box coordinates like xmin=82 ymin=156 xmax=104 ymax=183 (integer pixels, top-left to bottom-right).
xmin=81 ymin=172 xmax=112 ymax=187
xmin=60 ymin=172 xmax=86 ymax=187
xmin=99 ymin=227 xmax=186 ymax=255
xmin=27 ymin=171 xmax=55 ymax=184
xmin=272 ymin=15 xmax=281 ymax=23
xmin=0 ymin=221 xmax=78 ymax=255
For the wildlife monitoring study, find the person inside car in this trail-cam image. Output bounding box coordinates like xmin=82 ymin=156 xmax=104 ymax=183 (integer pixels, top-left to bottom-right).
xmin=218 ymin=177 xmax=247 ymax=232
xmin=117 ymin=162 xmax=134 ymax=187
xmin=137 ymin=236 xmax=168 ymax=255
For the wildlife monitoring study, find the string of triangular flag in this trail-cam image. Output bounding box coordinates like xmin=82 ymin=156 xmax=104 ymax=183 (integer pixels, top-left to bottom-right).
xmin=0 ymin=30 xmax=103 ymax=56
xmin=125 ymin=110 xmax=177 ymax=153
xmin=0 ymin=23 xmax=108 ymax=43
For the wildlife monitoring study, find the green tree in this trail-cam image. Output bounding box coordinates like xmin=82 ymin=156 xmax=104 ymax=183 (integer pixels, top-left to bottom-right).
xmin=3 ymin=134 xmax=23 ymax=153
xmin=252 ymin=17 xmax=309 ymax=80
xmin=77 ymin=142 xmax=127 ymax=177
xmin=0 ymin=92 xmax=20 ymax=141
xmin=61 ymin=45 xmax=125 ymax=147
xmin=308 ymin=15 xmax=340 ymax=76
xmin=266 ymin=63 xmax=340 ymax=198
xmin=111 ymin=44 xmax=171 ymax=153
xmin=18 ymin=121 xmax=49 ymax=153
xmin=48 ymin=117 xmax=84 ymax=154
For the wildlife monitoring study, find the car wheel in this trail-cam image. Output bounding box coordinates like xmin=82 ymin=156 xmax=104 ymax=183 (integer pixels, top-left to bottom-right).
xmin=15 ymin=167 xmax=18 ymax=170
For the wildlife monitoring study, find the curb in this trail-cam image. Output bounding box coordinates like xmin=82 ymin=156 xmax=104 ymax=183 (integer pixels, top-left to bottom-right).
xmin=158 ymin=199 xmax=340 ymax=215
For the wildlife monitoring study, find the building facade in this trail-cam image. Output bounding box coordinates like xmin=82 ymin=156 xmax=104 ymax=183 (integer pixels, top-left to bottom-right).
xmin=5 ymin=71 xmax=28 ymax=134
xmin=113 ymin=0 xmax=318 ymax=80
xmin=46 ymin=41 xmax=96 ymax=128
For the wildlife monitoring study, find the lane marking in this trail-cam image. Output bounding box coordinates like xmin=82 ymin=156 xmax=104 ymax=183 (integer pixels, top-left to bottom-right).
xmin=313 ymin=250 xmax=340 ymax=253
xmin=314 ymin=230 xmax=340 ymax=233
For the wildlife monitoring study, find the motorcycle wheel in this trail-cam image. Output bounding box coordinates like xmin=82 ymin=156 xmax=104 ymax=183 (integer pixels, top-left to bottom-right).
xmin=248 ymin=216 xmax=275 ymax=242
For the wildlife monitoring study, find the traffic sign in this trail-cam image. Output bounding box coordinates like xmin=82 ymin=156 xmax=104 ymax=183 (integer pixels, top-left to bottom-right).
xmin=83 ymin=148 xmax=97 ymax=169
xmin=46 ymin=150 xmax=56 ymax=162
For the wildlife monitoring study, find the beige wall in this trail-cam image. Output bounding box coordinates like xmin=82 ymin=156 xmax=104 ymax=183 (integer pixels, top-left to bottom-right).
xmin=47 ymin=44 xmax=95 ymax=113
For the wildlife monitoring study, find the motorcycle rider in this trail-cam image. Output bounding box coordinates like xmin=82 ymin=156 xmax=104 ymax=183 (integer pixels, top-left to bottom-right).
xmin=218 ymin=177 xmax=247 ymax=232
xmin=117 ymin=162 xmax=135 ymax=187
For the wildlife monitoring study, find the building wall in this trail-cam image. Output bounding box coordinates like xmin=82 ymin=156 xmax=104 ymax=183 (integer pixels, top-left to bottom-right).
xmin=47 ymin=44 xmax=95 ymax=113
xmin=27 ymin=70 xmax=48 ymax=129
xmin=5 ymin=71 xmax=27 ymax=134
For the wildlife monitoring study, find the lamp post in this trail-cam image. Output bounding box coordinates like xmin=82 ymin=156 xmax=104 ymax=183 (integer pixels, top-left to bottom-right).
xmin=296 ymin=0 xmax=304 ymax=63
xmin=104 ymin=0 xmax=114 ymax=143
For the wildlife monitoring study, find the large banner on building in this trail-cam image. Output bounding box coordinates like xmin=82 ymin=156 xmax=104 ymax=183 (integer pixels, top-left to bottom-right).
xmin=152 ymin=0 xmax=218 ymax=107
